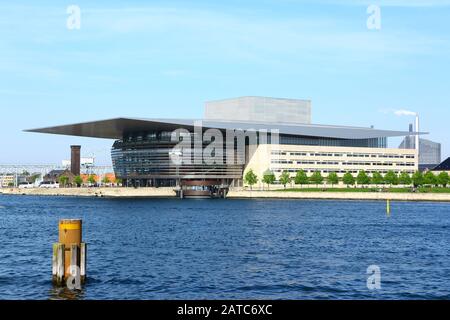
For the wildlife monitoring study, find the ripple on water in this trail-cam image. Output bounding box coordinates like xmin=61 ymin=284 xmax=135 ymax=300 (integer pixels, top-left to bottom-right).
xmin=0 ymin=196 xmax=449 ymax=300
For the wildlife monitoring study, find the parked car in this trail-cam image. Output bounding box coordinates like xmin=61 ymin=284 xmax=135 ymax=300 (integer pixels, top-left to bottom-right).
xmin=87 ymin=183 xmax=99 ymax=188
xmin=39 ymin=181 xmax=60 ymax=189
xmin=18 ymin=182 xmax=34 ymax=189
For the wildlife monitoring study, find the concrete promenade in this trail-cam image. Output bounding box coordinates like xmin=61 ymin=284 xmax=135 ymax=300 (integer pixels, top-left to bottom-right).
xmin=1 ymin=187 xmax=450 ymax=202
xmin=0 ymin=187 xmax=176 ymax=198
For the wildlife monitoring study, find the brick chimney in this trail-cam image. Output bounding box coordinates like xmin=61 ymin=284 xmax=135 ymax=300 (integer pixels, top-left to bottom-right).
xmin=71 ymin=145 xmax=81 ymax=176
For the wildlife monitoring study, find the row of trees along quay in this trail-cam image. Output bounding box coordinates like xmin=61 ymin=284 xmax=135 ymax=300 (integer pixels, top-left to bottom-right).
xmin=244 ymin=169 xmax=450 ymax=191
xmin=58 ymin=175 xmax=122 ymax=188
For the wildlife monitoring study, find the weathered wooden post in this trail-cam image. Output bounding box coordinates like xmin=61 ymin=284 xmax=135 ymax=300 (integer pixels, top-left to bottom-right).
xmin=52 ymin=219 xmax=87 ymax=287
xmin=52 ymin=243 xmax=65 ymax=285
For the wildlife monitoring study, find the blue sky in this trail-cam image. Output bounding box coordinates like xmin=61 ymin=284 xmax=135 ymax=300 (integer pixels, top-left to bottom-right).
xmin=0 ymin=0 xmax=449 ymax=165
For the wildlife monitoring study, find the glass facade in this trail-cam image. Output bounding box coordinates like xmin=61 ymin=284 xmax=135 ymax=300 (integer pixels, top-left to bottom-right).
xmin=112 ymin=130 xmax=244 ymax=187
xmin=400 ymin=137 xmax=441 ymax=166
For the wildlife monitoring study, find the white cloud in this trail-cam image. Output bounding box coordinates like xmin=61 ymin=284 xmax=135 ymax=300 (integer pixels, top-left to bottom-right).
xmin=394 ymin=109 xmax=417 ymax=116
xmin=77 ymin=5 xmax=447 ymax=62
xmin=379 ymin=109 xmax=417 ymax=116
xmin=0 ymin=2 xmax=448 ymax=83
xmin=300 ymin=0 xmax=450 ymax=7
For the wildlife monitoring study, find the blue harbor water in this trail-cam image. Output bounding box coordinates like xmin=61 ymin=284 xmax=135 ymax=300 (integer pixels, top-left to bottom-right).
xmin=0 ymin=195 xmax=449 ymax=300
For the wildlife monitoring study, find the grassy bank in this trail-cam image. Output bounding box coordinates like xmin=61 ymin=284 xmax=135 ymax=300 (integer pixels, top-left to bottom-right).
xmin=274 ymin=187 xmax=450 ymax=193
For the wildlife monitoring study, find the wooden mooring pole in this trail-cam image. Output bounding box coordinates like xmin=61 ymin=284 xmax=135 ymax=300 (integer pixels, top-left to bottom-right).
xmin=52 ymin=219 xmax=87 ymax=287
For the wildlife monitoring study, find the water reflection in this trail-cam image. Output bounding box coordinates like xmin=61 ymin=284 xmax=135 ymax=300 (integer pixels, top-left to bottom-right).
xmin=49 ymin=286 xmax=85 ymax=300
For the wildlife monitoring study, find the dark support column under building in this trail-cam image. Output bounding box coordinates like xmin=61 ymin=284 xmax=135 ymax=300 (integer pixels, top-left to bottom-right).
xmin=71 ymin=145 xmax=81 ymax=176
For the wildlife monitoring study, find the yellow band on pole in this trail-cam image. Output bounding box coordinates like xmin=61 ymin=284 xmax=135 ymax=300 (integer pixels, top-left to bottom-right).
xmin=59 ymin=220 xmax=82 ymax=231
xmin=59 ymin=224 xmax=81 ymax=230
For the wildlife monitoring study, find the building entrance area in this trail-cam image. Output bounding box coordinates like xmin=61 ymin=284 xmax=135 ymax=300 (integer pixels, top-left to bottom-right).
xmin=177 ymin=180 xmax=229 ymax=199
xmin=124 ymin=178 xmax=177 ymax=188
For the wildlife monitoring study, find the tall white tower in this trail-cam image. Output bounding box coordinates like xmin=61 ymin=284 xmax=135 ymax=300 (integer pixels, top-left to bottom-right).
xmin=415 ymin=114 xmax=420 ymax=157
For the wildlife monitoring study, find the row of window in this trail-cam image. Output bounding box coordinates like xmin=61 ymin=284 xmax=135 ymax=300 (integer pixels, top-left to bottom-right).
xmin=271 ymin=160 xmax=416 ymax=166
xmin=271 ymin=168 xmax=416 ymax=175
xmin=271 ymin=151 xmax=416 ymax=159
xmin=278 ymin=136 xmax=386 ymax=148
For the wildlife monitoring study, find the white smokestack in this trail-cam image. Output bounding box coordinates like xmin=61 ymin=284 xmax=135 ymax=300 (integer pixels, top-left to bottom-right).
xmin=415 ymin=114 xmax=420 ymax=155
xmin=392 ymin=109 xmax=419 ymax=152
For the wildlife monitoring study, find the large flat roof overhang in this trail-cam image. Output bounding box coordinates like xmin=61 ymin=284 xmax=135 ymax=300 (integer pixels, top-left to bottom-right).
xmin=24 ymin=117 xmax=427 ymax=140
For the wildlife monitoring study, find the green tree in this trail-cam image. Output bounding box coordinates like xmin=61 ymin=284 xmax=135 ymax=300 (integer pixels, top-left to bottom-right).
xmin=58 ymin=176 xmax=69 ymax=188
xmin=88 ymin=175 xmax=97 ymax=185
xmin=102 ymin=176 xmax=111 ymax=185
xmin=356 ymin=170 xmax=371 ymax=187
xmin=371 ymin=172 xmax=384 ymax=185
xmin=244 ymin=170 xmax=258 ymax=190
xmin=342 ymin=172 xmax=355 ymax=187
xmin=294 ymin=170 xmax=309 ymax=186
xmin=279 ymin=171 xmax=291 ymax=189
xmin=398 ymin=172 xmax=412 ymax=186
xmin=74 ymin=175 xmax=83 ymax=187
xmin=437 ymin=171 xmax=449 ymax=187
xmin=28 ymin=173 xmax=41 ymax=184
xmin=309 ymin=171 xmax=324 ymax=187
xmin=115 ymin=178 xmax=123 ymax=186
xmin=423 ymin=171 xmax=437 ymax=186
xmin=384 ymin=171 xmax=398 ymax=186
xmin=327 ymin=172 xmax=339 ymax=187
xmin=412 ymin=171 xmax=424 ymax=187
xmin=262 ymin=170 xmax=276 ymax=190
